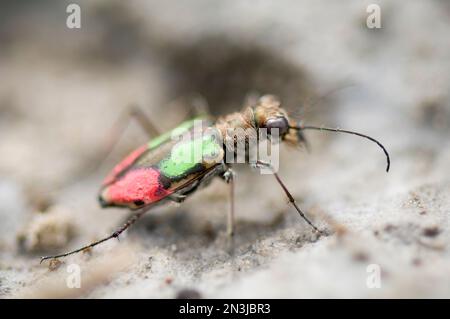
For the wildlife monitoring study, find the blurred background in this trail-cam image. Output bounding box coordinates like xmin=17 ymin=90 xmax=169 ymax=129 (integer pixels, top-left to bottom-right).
xmin=0 ymin=0 xmax=449 ymax=298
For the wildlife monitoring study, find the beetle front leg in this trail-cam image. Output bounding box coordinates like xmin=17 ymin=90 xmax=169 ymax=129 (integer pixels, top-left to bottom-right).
xmin=254 ymin=160 xmax=324 ymax=235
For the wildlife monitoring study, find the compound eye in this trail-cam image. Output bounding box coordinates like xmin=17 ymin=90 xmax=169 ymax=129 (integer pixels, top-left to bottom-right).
xmin=265 ymin=117 xmax=289 ymax=136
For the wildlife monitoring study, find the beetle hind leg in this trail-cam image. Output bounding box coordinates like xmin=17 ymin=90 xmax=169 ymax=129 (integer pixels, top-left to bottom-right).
xmin=40 ymin=207 xmax=150 ymax=263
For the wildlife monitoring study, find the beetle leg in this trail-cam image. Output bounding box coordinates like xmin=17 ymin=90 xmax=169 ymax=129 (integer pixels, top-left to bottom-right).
xmin=222 ymin=168 xmax=235 ymax=237
xmin=125 ymin=104 xmax=161 ymax=137
xmin=91 ymin=104 xmax=160 ymax=169
xmin=41 ymin=104 xmax=161 ymax=196
xmin=169 ymin=194 xmax=187 ymax=203
xmin=254 ymin=161 xmax=324 ymax=235
xmin=61 ymin=104 xmax=160 ymax=186
xmin=181 ymin=93 xmax=211 ymax=119
xmin=40 ymin=207 xmax=150 ymax=263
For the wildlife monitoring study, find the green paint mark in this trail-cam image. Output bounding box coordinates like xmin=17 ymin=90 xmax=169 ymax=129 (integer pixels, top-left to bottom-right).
xmin=159 ymin=130 xmax=222 ymax=178
xmin=147 ymin=117 xmax=207 ymax=149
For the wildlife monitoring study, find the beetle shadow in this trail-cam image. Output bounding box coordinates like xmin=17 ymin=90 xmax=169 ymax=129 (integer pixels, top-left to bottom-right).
xmin=129 ymin=206 xmax=323 ymax=257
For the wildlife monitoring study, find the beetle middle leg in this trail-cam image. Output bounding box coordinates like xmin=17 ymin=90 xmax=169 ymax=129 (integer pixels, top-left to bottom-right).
xmin=219 ymin=167 xmax=236 ymax=255
xmin=222 ymin=168 xmax=235 ymax=238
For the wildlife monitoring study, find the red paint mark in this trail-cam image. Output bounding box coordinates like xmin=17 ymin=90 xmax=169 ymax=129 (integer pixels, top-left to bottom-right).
xmin=103 ymin=145 xmax=148 ymax=185
xmin=104 ymin=168 xmax=170 ymax=205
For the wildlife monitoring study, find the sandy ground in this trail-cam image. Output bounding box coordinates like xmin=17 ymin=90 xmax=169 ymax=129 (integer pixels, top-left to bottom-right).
xmin=0 ymin=0 xmax=449 ymax=298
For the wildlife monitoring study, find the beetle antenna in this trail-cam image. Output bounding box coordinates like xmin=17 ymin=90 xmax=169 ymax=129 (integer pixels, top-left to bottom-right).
xmin=290 ymin=125 xmax=390 ymax=172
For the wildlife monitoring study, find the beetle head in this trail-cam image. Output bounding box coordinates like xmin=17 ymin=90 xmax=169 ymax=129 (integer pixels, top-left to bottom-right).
xmin=253 ymin=95 xmax=308 ymax=148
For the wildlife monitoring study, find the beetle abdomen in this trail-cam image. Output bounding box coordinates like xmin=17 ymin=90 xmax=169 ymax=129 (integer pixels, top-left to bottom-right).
xmin=98 ymin=119 xmax=223 ymax=209
xmin=100 ymin=167 xmax=172 ymax=208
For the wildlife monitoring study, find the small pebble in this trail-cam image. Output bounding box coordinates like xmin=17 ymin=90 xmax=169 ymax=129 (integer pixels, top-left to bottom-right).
xmin=176 ymin=288 xmax=202 ymax=299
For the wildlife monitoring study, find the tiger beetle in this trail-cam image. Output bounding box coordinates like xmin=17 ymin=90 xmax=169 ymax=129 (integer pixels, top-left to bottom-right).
xmin=40 ymin=95 xmax=390 ymax=263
